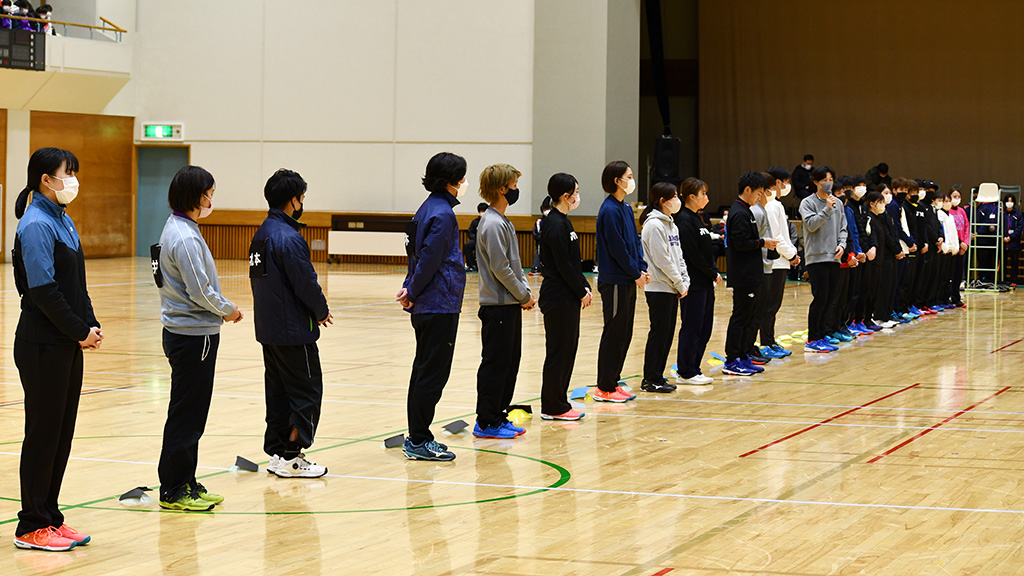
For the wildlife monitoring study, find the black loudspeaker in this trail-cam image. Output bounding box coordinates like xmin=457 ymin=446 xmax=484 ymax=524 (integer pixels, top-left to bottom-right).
xmin=652 ymin=136 xmax=680 ymax=182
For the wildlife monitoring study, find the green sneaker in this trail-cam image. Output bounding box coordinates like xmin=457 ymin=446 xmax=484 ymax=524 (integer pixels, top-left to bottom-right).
xmin=195 ymin=483 xmax=224 ymax=505
xmin=159 ymin=487 xmax=214 ymax=512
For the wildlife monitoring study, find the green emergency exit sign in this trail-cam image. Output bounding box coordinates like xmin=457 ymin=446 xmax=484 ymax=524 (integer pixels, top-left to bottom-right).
xmin=141 ymin=123 xmax=184 ymax=141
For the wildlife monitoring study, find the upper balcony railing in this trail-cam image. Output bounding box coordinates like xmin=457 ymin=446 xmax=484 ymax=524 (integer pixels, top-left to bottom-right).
xmin=1 ymin=14 xmax=126 ymax=42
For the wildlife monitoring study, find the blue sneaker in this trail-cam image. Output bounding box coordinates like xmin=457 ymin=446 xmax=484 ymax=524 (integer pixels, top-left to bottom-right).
xmin=403 ymin=439 xmax=456 ymax=461
xmin=848 ymin=322 xmax=864 ymax=335
xmin=854 ymin=321 xmax=872 ymax=334
xmin=771 ymin=344 xmax=792 ymax=357
xmin=825 ymin=335 xmax=841 ymax=345
xmin=741 ymin=357 xmax=765 ymax=373
xmin=500 ymin=420 xmax=525 ymax=436
xmin=723 ymin=359 xmax=754 ymax=376
xmin=908 ymin=306 xmax=923 ymax=316
xmin=761 ymin=346 xmax=785 ymax=359
xmin=838 ymin=327 xmax=857 ymax=340
xmin=804 ymin=340 xmax=834 ymax=353
xmin=900 ymin=312 xmax=915 ymax=321
xmin=473 ymin=422 xmax=518 ymax=439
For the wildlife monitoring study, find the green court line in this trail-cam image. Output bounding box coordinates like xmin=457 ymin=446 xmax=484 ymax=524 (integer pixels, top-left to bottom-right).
xmin=1 ymin=396 xmax=569 ymax=523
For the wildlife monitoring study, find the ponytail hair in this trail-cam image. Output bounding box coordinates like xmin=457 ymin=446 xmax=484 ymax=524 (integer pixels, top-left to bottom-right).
xmin=16 ymin=147 xmax=79 ymax=219
xmin=639 ymin=181 xmax=679 ymax=225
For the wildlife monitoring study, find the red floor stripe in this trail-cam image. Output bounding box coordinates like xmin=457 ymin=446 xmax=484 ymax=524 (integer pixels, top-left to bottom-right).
xmin=738 ymin=383 xmax=922 ymax=458
xmin=991 ymin=339 xmax=1024 ymax=353
xmin=867 ymin=386 xmax=1012 ymax=463
xmin=651 ymin=569 xmax=674 ymax=576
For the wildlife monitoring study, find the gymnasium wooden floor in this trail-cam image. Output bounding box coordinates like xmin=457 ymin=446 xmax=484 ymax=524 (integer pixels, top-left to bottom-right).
xmin=1 ymin=258 xmax=1022 ymax=575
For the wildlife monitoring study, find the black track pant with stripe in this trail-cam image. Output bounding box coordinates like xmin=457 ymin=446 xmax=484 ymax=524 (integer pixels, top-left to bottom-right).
xmin=263 ymin=342 xmax=323 ymax=459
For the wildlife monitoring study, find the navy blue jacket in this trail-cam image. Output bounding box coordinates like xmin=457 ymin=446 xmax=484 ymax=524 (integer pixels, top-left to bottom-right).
xmin=249 ymin=209 xmax=330 ymax=346
xmin=1007 ymin=209 xmax=1023 ymax=251
xmin=886 ymin=197 xmax=915 ymax=249
xmin=596 ymin=195 xmax=647 ymax=284
xmin=13 ymin=194 xmax=99 ymax=344
xmin=403 ymin=191 xmax=466 ymax=314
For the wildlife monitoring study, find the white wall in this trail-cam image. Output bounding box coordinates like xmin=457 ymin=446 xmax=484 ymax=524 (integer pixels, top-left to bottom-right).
xmin=113 ymin=0 xmax=538 ymax=217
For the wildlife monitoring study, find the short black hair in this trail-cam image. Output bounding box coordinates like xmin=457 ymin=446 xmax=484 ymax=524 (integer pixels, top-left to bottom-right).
xmin=422 ymin=152 xmax=467 ymax=194
xmin=852 ymin=174 xmax=866 ymax=186
xmin=864 ymin=190 xmax=884 ymax=205
xmin=168 ymin=165 xmax=215 ymax=213
xmin=803 ymin=154 xmax=815 ymax=162
xmin=601 ymin=160 xmax=631 ymax=194
xmin=836 ymin=175 xmax=852 ymax=188
xmin=766 ymin=165 xmax=791 ymax=182
xmin=737 ymin=171 xmax=767 ymax=195
xmin=877 ymin=163 xmax=888 ymax=173
xmin=476 ymin=202 xmax=488 ymax=212
xmin=547 ymin=172 xmax=578 ymax=202
xmin=264 ymin=168 xmax=307 ymax=209
xmin=811 ymin=165 xmax=833 ymax=182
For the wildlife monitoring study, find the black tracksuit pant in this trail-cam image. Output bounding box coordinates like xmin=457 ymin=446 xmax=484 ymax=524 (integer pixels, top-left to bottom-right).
xmin=746 ymin=274 xmax=769 ymax=356
xmin=759 ymin=269 xmax=787 ymax=348
xmin=1006 ymin=250 xmax=1021 ymax=284
xmin=827 ymin=266 xmax=851 ymax=334
xmin=643 ymin=291 xmax=678 ymax=382
xmin=899 ymin=255 xmax=918 ymax=311
xmin=677 ymin=289 xmax=715 ymax=379
xmin=859 ymin=259 xmax=880 ymax=322
xmin=951 ymin=253 xmax=966 ymax=304
xmin=807 ymin=263 xmax=840 ymax=342
xmin=159 ymin=329 xmax=219 ymax=501
xmin=877 ymin=258 xmax=897 ymax=320
xmin=407 ymin=313 xmax=459 ymax=444
xmin=263 ymin=342 xmax=323 ymax=459
xmin=541 ymin=301 xmax=581 ymax=416
xmin=725 ymin=282 xmax=761 ymax=362
xmin=15 ymin=339 xmax=83 ymax=536
xmin=597 ymin=282 xmax=636 ymax=392
xmin=476 ymin=305 xmax=522 ymax=428
xmin=846 ymin=265 xmax=863 ymax=324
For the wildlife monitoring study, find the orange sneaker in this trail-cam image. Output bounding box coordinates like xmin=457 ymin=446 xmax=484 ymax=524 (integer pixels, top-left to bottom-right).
xmin=55 ymin=524 xmax=90 ymax=545
xmin=615 ymin=386 xmax=637 ymax=400
xmin=593 ymin=388 xmax=630 ymax=403
xmin=541 ymin=409 xmax=585 ymax=421
xmin=13 ymin=527 xmax=76 ymax=552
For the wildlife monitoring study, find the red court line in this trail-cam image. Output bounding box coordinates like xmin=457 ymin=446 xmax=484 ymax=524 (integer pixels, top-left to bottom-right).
xmin=738 ymin=383 xmax=922 ymax=458
xmin=867 ymin=386 xmax=1012 ymax=464
xmin=651 ymin=569 xmax=674 ymax=576
xmin=991 ymin=338 xmax=1024 ymax=353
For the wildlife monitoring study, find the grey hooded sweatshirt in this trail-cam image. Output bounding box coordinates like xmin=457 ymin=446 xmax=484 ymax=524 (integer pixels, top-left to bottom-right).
xmin=158 ymin=214 xmax=235 ymax=335
xmin=641 ymin=209 xmax=690 ymax=295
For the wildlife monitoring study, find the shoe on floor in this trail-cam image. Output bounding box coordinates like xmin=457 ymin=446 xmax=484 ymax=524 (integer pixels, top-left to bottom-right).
xmin=805 ymin=340 xmax=834 ymax=353
xmin=195 ymin=483 xmax=224 ymax=504
xmin=748 ymin=353 xmax=771 ymax=365
xmin=54 ymin=524 xmax=90 ymax=545
xmin=540 ymin=409 xmax=585 ymax=421
xmin=160 ymin=486 xmax=215 ymax=511
xmin=723 ymin=360 xmax=754 ymax=376
xmin=677 ymin=374 xmax=714 ymax=385
xmin=266 ymin=454 xmax=281 ymax=474
xmin=615 ymin=385 xmax=638 ymax=400
xmin=741 ymin=357 xmax=765 ymax=373
xmin=403 ymin=439 xmax=455 ymax=461
xmin=640 ymin=379 xmax=676 ymax=393
xmin=473 ymin=421 xmax=518 ymax=439
xmin=274 ymin=453 xmax=328 ymax=478
xmin=500 ymin=420 xmax=526 ymax=436
xmin=13 ymin=527 xmax=76 ymax=552
xmin=593 ymin=388 xmax=631 ymax=403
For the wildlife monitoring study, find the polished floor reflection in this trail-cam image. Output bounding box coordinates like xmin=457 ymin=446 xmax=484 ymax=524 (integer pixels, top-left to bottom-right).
xmin=0 ymin=258 xmax=1022 ymax=575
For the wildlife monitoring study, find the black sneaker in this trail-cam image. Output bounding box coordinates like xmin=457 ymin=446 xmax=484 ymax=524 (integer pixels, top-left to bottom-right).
xmin=748 ymin=353 xmax=771 ymax=365
xmin=640 ymin=379 xmax=676 ymax=393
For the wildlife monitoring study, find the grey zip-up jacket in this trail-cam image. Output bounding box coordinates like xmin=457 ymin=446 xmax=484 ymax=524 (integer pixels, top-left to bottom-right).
xmin=799 ymin=193 xmax=848 ymax=265
xmin=641 ymin=209 xmax=690 ymax=295
xmin=158 ymin=213 xmax=235 ymax=335
xmin=477 ymin=207 xmax=531 ymax=306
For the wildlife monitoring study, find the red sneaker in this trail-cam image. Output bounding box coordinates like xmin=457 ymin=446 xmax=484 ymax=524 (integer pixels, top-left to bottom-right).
xmin=13 ymin=527 xmax=76 ymax=552
xmin=593 ymin=388 xmax=631 ymax=403
xmin=540 ymin=409 xmax=585 ymax=421
xmin=55 ymin=524 xmax=90 ymax=545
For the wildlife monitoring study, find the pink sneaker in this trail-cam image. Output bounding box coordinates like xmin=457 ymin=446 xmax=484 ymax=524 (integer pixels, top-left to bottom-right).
xmin=615 ymin=386 xmax=637 ymax=400
xmin=541 ymin=409 xmax=585 ymax=421
xmin=13 ymin=527 xmax=76 ymax=552
xmin=55 ymin=524 xmax=90 ymax=545
xmin=593 ymin=388 xmax=631 ymax=403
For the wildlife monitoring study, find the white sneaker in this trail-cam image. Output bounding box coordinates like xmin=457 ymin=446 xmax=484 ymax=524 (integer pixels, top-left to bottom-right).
xmin=879 ymin=320 xmax=897 ymax=329
xmin=266 ymin=454 xmax=281 ymax=474
xmin=677 ymin=374 xmax=713 ymax=385
xmin=273 ymin=453 xmax=327 ymax=478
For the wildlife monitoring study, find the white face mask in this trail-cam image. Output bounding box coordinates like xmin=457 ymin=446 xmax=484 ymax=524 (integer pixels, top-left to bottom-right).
xmin=872 ymin=202 xmax=886 ymax=215
xmin=48 ymin=175 xmax=80 ymax=205
xmin=620 ymin=176 xmax=635 ymax=195
xmin=952 ymin=197 xmax=960 ymax=207
xmin=1008 ymin=202 xmax=1016 ymax=210
xmin=569 ymin=192 xmax=580 ymax=211
xmin=780 ymin=183 xmax=792 ymax=197
xmin=764 ymin=188 xmax=777 ymax=202
xmin=853 ymin=185 xmax=867 ymax=200
xmin=665 ymin=197 xmax=682 ymax=214
xmin=918 ymin=191 xmax=926 ymax=201
xmin=721 ymin=214 xmax=728 ymax=223
xmin=199 ymin=195 xmax=214 ymax=218
xmin=456 ymin=180 xmax=469 ymax=198
xmin=883 ymin=192 xmax=893 ymax=204
xmin=803 ymin=163 xmax=812 ymax=170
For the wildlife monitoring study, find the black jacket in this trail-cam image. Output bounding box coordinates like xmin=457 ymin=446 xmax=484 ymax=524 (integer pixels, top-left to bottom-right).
xmin=866 ymin=211 xmax=900 ymax=261
xmin=865 ymin=166 xmax=892 ymax=191
xmin=726 ymin=198 xmax=765 ymax=288
xmin=792 ymin=166 xmax=815 ymax=199
xmin=674 ymin=207 xmax=719 ymax=292
xmin=249 ymin=209 xmax=330 ymax=346
xmin=539 ymin=209 xmax=590 ymax=312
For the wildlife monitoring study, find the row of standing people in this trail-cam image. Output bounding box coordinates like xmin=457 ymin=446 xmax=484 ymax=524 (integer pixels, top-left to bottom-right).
xmin=1 ymin=1 xmax=56 ymax=34
xmin=11 ymin=149 xmax=333 ymax=551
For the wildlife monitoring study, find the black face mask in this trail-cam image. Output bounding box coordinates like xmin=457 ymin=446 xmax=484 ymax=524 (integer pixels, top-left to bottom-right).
xmin=292 ymin=200 xmax=304 ymax=221
xmin=505 ymin=187 xmax=520 ymax=206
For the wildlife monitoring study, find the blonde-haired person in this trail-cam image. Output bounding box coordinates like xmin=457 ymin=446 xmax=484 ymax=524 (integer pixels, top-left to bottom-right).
xmin=639 ymin=182 xmax=689 ymax=393
xmin=472 ymin=164 xmax=536 ymax=439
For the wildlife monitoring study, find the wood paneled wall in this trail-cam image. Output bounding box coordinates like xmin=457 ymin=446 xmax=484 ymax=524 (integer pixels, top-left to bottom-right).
xmin=0 ymin=109 xmax=7 ymax=256
xmin=30 ymin=111 xmax=134 ymax=258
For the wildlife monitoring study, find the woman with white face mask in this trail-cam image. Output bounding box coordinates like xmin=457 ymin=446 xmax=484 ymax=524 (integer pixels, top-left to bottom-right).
xmin=11 ymin=148 xmax=100 ymax=552
xmin=639 ymin=182 xmax=690 ymax=393
xmin=947 ymin=189 xmax=969 ymax=306
xmin=1004 ymin=194 xmax=1023 ymax=286
xmin=155 ymin=165 xmax=242 ymax=512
